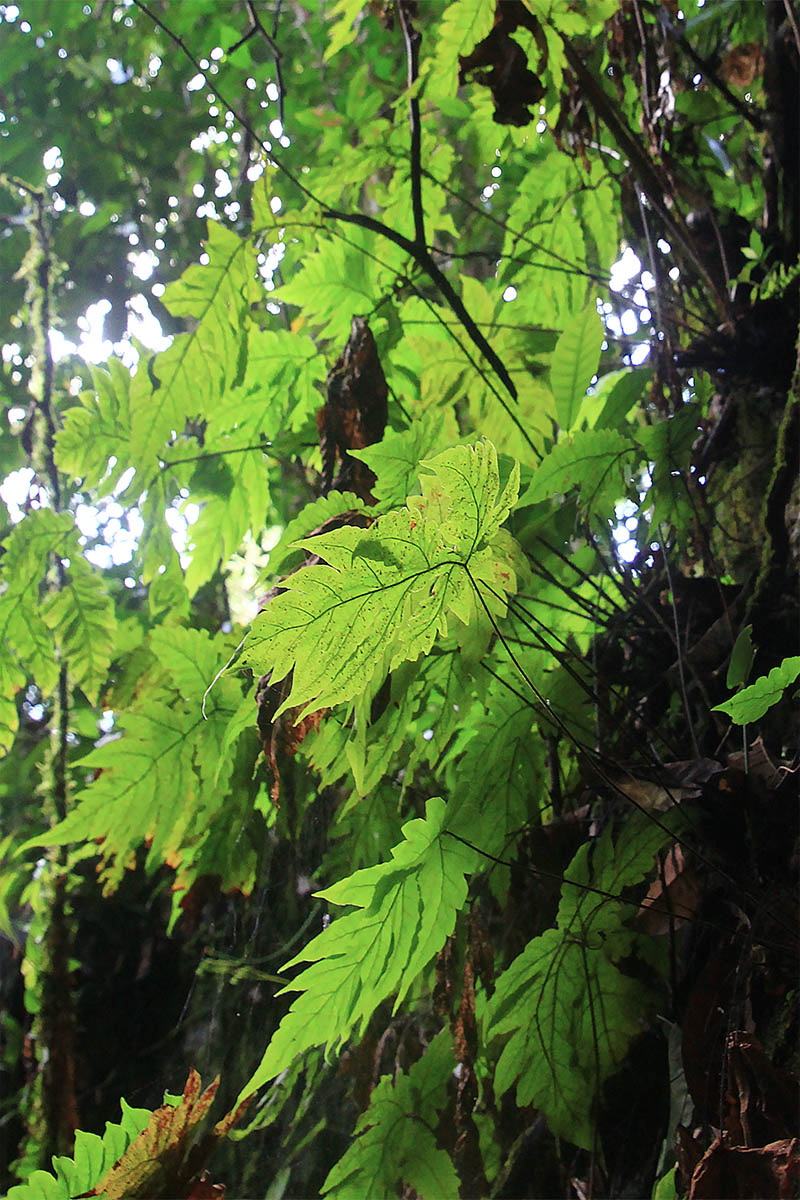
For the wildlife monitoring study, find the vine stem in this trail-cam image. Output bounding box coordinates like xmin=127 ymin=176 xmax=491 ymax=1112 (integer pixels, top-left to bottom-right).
xmin=657 ymin=524 xmax=701 ymax=758
xmin=2 ymin=174 xmax=80 ymax=1159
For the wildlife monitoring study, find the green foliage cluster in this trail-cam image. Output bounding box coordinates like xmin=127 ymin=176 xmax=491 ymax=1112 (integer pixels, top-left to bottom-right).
xmin=0 ymin=0 xmax=797 ymax=1197
xmin=6 ymin=1100 xmax=151 ymax=1200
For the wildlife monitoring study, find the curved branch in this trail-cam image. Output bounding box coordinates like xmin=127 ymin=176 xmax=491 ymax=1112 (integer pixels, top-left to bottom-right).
xmin=131 ymin=0 xmax=518 ymax=405
xmin=323 ymin=207 xmax=518 ymax=401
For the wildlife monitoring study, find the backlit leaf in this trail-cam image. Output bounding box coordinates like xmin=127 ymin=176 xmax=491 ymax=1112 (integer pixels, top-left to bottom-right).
xmin=324 ymin=0 xmax=365 ymax=60
xmin=486 ymin=814 xmax=679 ymax=1149
xmin=6 ymin=1099 xmax=151 ymax=1200
xmin=713 ymin=655 xmax=800 ymax=723
xmin=269 ymin=490 xmax=367 ymax=576
xmin=27 ymin=628 xmax=247 ymax=892
xmin=321 ymin=1031 xmax=459 ymax=1199
xmin=520 ymin=428 xmax=633 ymax=510
xmin=350 ymin=412 xmax=454 ymax=509
xmin=726 ymin=624 xmax=754 ymax=690
xmin=240 ymin=441 xmax=520 ymax=720
xmin=54 ymin=358 xmax=132 ymax=494
xmin=91 ymin=1069 xmax=245 ymax=1200
xmin=42 ymin=554 xmax=116 ymax=704
xmin=550 ymin=304 xmax=604 ymax=433
xmin=239 ymin=797 xmax=477 ymax=1099
xmin=130 ymin=222 xmax=259 ymax=479
xmin=425 ymin=0 xmax=496 ymax=103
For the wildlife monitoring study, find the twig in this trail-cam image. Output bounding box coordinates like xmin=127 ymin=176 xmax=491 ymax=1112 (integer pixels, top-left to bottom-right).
xmin=323 ymin=206 xmax=518 ymax=400
xmin=161 ymin=441 xmax=272 ymax=468
xmin=661 ymin=10 xmax=766 ymax=131
xmin=421 ymin=162 xmax=613 ymax=288
xmin=131 ymin=0 xmax=314 ymax=204
xmin=561 ymin=39 xmax=730 ymax=319
xmin=130 ymin=0 xmax=516 ymax=404
xmin=227 ymin=0 xmax=286 ymax=125
xmin=469 ymin=570 xmax=797 ymax=940
xmin=271 ymin=0 xmax=285 ymax=123
xmin=397 ymin=0 xmax=425 ymax=250
xmin=658 ymin=524 xmax=701 ymax=758
xmin=784 ymin=0 xmax=800 ymax=57
xmin=409 ymin=288 xmax=536 ymax=455
xmin=631 ymin=0 xmax=652 ymax=126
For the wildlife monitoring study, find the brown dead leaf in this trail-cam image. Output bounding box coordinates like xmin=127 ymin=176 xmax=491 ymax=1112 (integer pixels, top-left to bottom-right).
xmin=638 ymin=844 xmax=700 ymax=934
xmin=727 ymin=737 xmax=791 ymax=789
xmin=725 ymin=1032 xmax=799 ymax=1148
xmin=720 ymin=43 xmax=765 ymax=89
xmin=612 ymin=775 xmax=699 ymax=812
xmin=90 ymin=1070 xmax=249 ymax=1200
xmin=689 ymin=1136 xmax=800 ymax=1199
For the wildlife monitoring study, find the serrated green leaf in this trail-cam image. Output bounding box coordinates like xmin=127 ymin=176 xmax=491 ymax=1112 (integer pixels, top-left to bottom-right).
xmin=25 ymin=702 xmax=199 ymax=888
xmin=54 ymin=358 xmax=132 ymax=493
xmin=551 ymin=304 xmax=604 ymax=433
xmin=0 ymin=657 xmax=24 ymax=760
xmin=239 ymin=327 xmax=327 ymax=433
xmin=449 ymin=675 xmax=543 ymax=859
xmin=6 ymin=1097 xmax=151 ymax=1200
xmin=589 ymin=367 xmax=651 ymax=431
xmin=0 ymin=510 xmax=112 ymax=746
xmin=425 ymin=0 xmax=496 ymax=103
xmin=635 ymin=406 xmax=700 ymax=533
xmin=26 ymin=628 xmax=246 ymax=891
xmin=713 ymin=655 xmax=800 ymax=724
xmin=238 ymin=797 xmax=476 ymax=1100
xmin=520 ymin=428 xmax=633 ymax=510
xmin=321 ymin=1030 xmax=459 ymax=1199
xmin=324 ymin=0 xmax=365 ymax=60
xmin=42 ymin=555 xmax=116 ymax=704
xmin=269 ymin=491 xmax=367 ymax=576
xmin=486 ymin=814 xmax=679 ymax=1149
xmin=240 ymin=441 xmax=520 ymax=720
xmin=350 ymin=413 xmax=454 ymax=509
xmin=183 ymin=437 xmax=270 ymax=596
xmin=275 ymin=228 xmax=388 ymax=341
xmin=130 ymin=222 xmax=259 ymax=480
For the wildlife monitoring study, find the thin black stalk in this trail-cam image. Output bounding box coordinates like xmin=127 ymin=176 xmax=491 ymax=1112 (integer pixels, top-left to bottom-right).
xmin=658 ymin=524 xmax=701 ymax=758
xmin=397 ymin=1 xmax=425 ymax=251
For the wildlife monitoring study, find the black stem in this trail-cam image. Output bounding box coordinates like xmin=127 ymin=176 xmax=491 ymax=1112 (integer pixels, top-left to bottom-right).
xmin=397 ymin=1 xmax=425 ymax=251
xmin=161 ymin=441 xmax=271 ymax=468
xmin=323 ymin=207 xmax=518 ymax=401
xmin=131 ymin=0 xmax=517 ymax=404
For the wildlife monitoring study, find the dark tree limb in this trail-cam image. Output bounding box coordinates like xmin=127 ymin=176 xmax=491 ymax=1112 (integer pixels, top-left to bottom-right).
xmin=323 ymin=207 xmax=517 ymax=401
xmin=397 ymin=1 xmax=425 ymax=251
xmin=131 ymin=0 xmax=517 ymax=402
xmin=561 ymin=39 xmax=731 ymax=320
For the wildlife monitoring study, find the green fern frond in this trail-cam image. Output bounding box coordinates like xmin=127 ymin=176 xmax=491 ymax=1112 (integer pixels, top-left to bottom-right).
xmin=486 ymin=813 xmax=681 ymax=1149
xmin=239 ymin=797 xmax=477 ymax=1100
xmin=241 ymin=440 xmax=520 ymax=720
xmin=321 ymin=1030 xmax=459 ymax=1200
xmin=6 ymin=1099 xmax=150 ymax=1200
